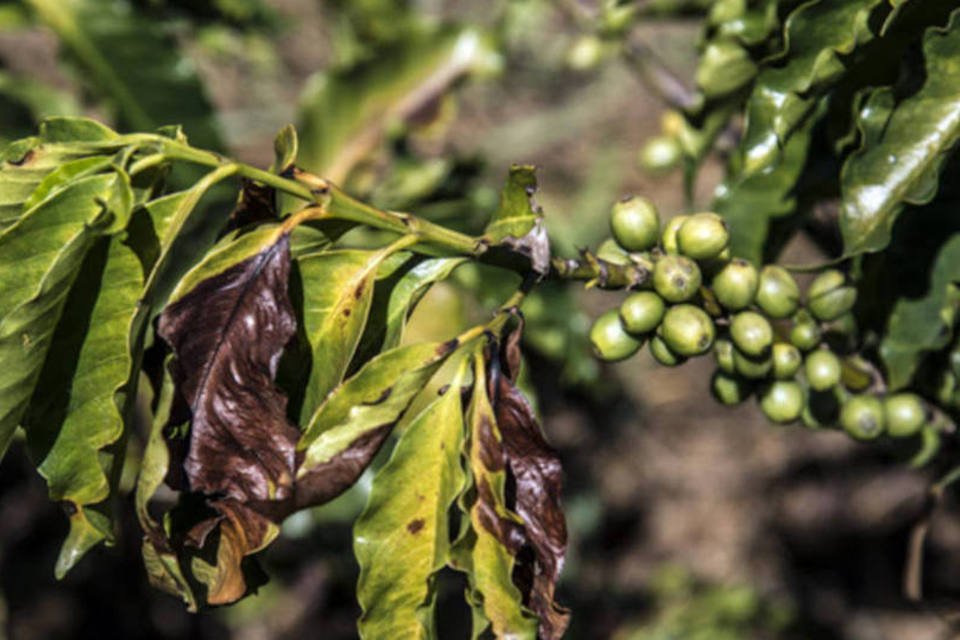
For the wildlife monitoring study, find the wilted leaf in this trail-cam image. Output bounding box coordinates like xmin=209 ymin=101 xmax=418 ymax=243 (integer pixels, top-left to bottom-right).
xmin=0 ymin=168 xmax=132 ymax=455
xmin=484 ymin=165 xmax=551 ymax=276
xmin=354 ymin=359 xmax=470 ymax=639
xmin=839 ymin=9 xmax=960 ymax=255
xmin=156 ymin=227 xmax=299 ymax=603
xmin=453 ymin=326 xmax=568 ymax=640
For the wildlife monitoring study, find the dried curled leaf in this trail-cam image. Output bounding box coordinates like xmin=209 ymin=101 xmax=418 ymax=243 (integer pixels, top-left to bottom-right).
xmin=154 ymin=229 xmax=300 ymax=605
xmin=455 ymin=322 xmax=569 ymax=639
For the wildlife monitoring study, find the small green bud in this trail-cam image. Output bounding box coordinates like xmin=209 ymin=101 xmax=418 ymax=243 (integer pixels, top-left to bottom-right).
xmin=661 ymin=215 xmax=689 ymax=254
xmin=711 ymin=259 xmax=758 ymax=310
xmin=653 ymin=254 xmax=702 ymax=303
xmin=660 ymin=304 xmax=716 ymax=357
xmin=711 ymin=371 xmax=751 ymax=405
xmin=590 ymin=309 xmax=642 ymax=362
xmin=807 ymin=269 xmax=857 ymax=321
xmin=619 ymin=291 xmax=666 ymax=335
xmin=771 ymin=342 xmax=802 ymax=379
xmin=840 ymin=395 xmax=885 ymax=441
xmin=677 ymin=212 xmax=729 ymax=260
xmin=760 ymin=381 xmax=804 ymax=424
xmin=650 ymin=334 xmax=686 ymax=366
xmin=804 ymin=349 xmax=841 ymax=391
xmin=610 ymin=196 xmax=660 ymax=252
xmin=567 ymin=34 xmax=603 ymax=70
xmin=756 ymin=265 xmax=800 ymax=318
xmin=639 ymin=135 xmax=682 ymax=174
xmin=884 ymin=393 xmax=926 ymax=438
xmin=730 ymin=311 xmax=773 ymax=357
xmin=714 ymin=338 xmax=736 ymax=374
xmin=733 ymin=348 xmax=772 ymax=379
xmin=790 ymin=317 xmax=822 ymax=352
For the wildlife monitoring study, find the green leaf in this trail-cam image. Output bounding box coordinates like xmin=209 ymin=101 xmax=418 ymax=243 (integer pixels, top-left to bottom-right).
xmin=0 ymin=169 xmax=132 ymax=454
xmin=297 ymin=240 xmax=415 ymax=421
xmin=381 ymin=257 xmax=466 ymax=349
xmin=354 ymin=359 xmax=470 ymax=639
xmin=484 ymin=164 xmax=540 ymax=242
xmin=879 ymin=231 xmax=960 ymax=390
xmin=714 ymin=113 xmax=817 ymax=264
xmin=26 ymin=0 xmax=222 ymax=149
xmin=23 ymin=219 xmax=150 ymax=577
xmin=452 ymin=352 xmax=538 ymax=640
xmin=297 ymin=339 xmax=463 ymax=501
xmin=270 ymin=124 xmax=298 ymax=175
xmin=297 ymin=27 xmax=495 ymax=183
xmin=738 ymin=0 xmax=886 ymax=177
xmin=839 ymin=10 xmax=960 ymax=255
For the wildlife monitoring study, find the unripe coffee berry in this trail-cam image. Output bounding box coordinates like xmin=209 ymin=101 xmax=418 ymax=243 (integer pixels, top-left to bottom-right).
xmin=789 ymin=318 xmax=822 ymax=352
xmin=653 ymin=254 xmax=702 ymax=302
xmin=730 ymin=311 xmax=773 ymax=357
xmin=711 ymin=259 xmax=758 ymax=310
xmin=639 ymin=135 xmax=681 ymax=173
xmin=610 ymin=196 xmax=660 ymax=251
xmin=733 ymin=348 xmax=772 ymax=379
xmin=650 ymin=334 xmax=686 ymax=366
xmin=714 ymin=338 xmax=736 ymax=374
xmin=660 ymin=304 xmax=716 ymax=356
xmin=760 ymin=381 xmax=804 ymax=424
xmin=771 ymin=342 xmax=802 ymax=379
xmin=677 ymin=212 xmax=729 ymax=260
xmin=884 ymin=393 xmax=926 ymax=438
xmin=590 ymin=309 xmax=642 ymax=362
xmin=840 ymin=395 xmax=885 ymax=440
xmin=620 ymin=291 xmax=666 ymax=335
xmin=804 ymin=349 xmax=841 ymax=391
xmin=711 ymin=371 xmax=750 ymax=405
xmin=661 ymin=215 xmax=689 ymax=254
xmin=807 ymin=269 xmax=857 ymax=321
xmin=756 ymin=265 xmax=800 ymax=318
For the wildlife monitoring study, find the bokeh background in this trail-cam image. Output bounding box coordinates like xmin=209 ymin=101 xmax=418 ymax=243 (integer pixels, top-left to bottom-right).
xmin=1 ymin=1 xmax=960 ymax=638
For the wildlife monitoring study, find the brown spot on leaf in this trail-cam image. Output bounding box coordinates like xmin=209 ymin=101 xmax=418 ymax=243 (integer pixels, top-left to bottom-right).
xmin=8 ymin=148 xmax=35 ymax=166
xmin=406 ymin=519 xmax=425 ymax=534
xmin=228 ymin=179 xmax=279 ymax=231
xmin=294 ymin=424 xmax=393 ymax=509
xmin=353 ymin=278 xmax=367 ymax=300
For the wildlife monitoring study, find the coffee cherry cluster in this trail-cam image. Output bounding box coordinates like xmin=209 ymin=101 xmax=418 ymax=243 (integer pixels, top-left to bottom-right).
xmin=589 ymin=196 xmax=932 ymax=444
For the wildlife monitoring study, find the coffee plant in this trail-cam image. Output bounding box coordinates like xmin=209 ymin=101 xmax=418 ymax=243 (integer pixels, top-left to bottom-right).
xmin=1 ymin=0 xmax=959 ymax=637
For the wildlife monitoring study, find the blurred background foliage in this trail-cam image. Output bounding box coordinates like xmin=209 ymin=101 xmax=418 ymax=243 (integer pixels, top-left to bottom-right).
xmin=1 ymin=0 xmax=960 ymax=638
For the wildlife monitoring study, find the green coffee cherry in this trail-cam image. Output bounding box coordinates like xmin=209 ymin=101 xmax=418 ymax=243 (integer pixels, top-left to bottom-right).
xmin=711 ymin=259 xmax=758 ymax=310
xmin=660 ymin=304 xmax=716 ymax=357
xmin=733 ymin=348 xmax=772 ymax=379
xmin=661 ymin=215 xmax=689 ymax=254
xmin=756 ymin=265 xmax=800 ymax=319
xmin=590 ymin=309 xmax=642 ymax=362
xmin=711 ymin=371 xmax=750 ymax=405
xmin=653 ymin=254 xmax=702 ymax=303
xmin=730 ymin=311 xmax=773 ymax=357
xmin=619 ymin=291 xmax=666 ymax=335
xmin=884 ymin=393 xmax=926 ymax=438
xmin=610 ymin=196 xmax=660 ymax=252
xmin=650 ymin=334 xmax=686 ymax=366
xmin=639 ymin=135 xmax=681 ymax=174
xmin=790 ymin=318 xmax=822 ymax=352
xmin=677 ymin=212 xmax=729 ymax=260
xmin=804 ymin=349 xmax=842 ymax=391
xmin=596 ymin=238 xmax=632 ymax=265
xmin=807 ymin=269 xmax=857 ymax=322
xmin=840 ymin=395 xmax=885 ymax=440
xmin=771 ymin=342 xmax=802 ymax=379
xmin=714 ymin=338 xmax=736 ymax=374
xmin=760 ymin=381 xmax=804 ymax=424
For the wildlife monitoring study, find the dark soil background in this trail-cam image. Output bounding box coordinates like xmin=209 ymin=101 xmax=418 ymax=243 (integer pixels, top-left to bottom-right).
xmin=2 ymin=1 xmax=960 ymax=638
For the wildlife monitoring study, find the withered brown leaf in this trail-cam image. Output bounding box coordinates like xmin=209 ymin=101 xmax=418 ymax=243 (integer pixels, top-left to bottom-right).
xmin=481 ymin=321 xmax=570 ymax=639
